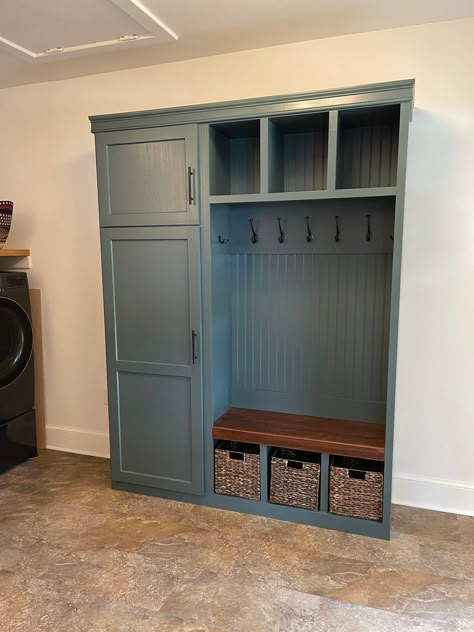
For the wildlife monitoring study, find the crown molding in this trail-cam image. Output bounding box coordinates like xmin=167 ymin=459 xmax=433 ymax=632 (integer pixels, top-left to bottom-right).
xmin=90 ymin=79 xmax=416 ymax=133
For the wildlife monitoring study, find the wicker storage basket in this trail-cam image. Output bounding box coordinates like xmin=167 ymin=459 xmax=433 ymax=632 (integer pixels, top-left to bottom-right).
xmin=214 ymin=441 xmax=260 ymax=500
xmin=270 ymin=448 xmax=320 ymax=510
xmin=0 ymin=201 xmax=13 ymax=249
xmin=329 ymin=456 xmax=384 ymax=521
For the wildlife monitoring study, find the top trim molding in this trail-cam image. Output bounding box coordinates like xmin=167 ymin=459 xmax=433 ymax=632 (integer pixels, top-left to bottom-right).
xmin=90 ymin=79 xmax=415 ymax=133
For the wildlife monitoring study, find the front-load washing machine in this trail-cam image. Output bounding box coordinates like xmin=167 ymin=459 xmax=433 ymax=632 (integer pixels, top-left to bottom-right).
xmin=0 ymin=271 xmax=37 ymax=472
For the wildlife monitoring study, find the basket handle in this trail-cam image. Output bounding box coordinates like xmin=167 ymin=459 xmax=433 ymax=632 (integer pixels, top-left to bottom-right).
xmin=287 ymin=460 xmax=303 ymax=470
xmin=229 ymin=452 xmax=244 ymax=461
xmin=348 ymin=470 xmax=366 ymax=480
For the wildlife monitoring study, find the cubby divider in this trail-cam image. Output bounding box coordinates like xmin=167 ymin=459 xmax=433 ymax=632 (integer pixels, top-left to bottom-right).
xmin=326 ymin=110 xmax=339 ymax=191
xmin=259 ymin=444 xmax=271 ymax=503
xmin=319 ymin=453 xmax=330 ymax=513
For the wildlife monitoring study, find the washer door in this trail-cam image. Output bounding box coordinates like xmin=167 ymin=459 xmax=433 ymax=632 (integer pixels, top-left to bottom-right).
xmin=0 ymin=298 xmax=33 ymax=388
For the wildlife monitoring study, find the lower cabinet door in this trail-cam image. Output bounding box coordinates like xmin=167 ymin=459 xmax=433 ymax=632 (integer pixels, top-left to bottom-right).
xmin=100 ymin=226 xmax=203 ymax=495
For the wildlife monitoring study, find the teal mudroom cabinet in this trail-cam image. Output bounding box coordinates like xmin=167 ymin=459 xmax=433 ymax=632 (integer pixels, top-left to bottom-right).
xmin=91 ymin=80 xmax=414 ymax=539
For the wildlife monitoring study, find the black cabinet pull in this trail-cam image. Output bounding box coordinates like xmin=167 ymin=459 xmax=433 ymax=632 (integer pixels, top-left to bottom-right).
xmin=188 ymin=167 xmax=195 ymax=205
xmin=191 ymin=329 xmax=198 ymax=364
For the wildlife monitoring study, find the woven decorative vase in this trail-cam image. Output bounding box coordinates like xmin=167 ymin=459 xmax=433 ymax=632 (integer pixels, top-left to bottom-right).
xmin=0 ymin=201 xmax=13 ymax=249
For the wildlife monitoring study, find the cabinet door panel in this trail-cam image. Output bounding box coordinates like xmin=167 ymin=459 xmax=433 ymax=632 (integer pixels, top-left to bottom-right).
xmin=118 ymin=372 xmax=193 ymax=484
xmin=101 ymin=226 xmax=203 ymax=495
xmin=96 ymin=125 xmax=198 ymax=226
xmin=112 ymin=238 xmax=190 ymax=365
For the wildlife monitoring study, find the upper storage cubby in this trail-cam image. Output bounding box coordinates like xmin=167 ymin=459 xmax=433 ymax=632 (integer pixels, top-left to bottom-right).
xmin=210 ymin=120 xmax=260 ymax=195
xmin=268 ymin=113 xmax=328 ymax=192
xmin=336 ymin=105 xmax=400 ymax=189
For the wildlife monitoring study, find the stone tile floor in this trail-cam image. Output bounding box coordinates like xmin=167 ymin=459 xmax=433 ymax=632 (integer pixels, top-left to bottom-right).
xmin=0 ymin=450 xmax=472 ymax=631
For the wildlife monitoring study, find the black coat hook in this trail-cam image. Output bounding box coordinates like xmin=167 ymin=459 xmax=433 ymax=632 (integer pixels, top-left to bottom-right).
xmin=249 ymin=218 xmax=258 ymax=244
xmin=218 ymin=235 xmax=229 ymax=244
xmin=305 ymin=216 xmax=313 ymax=242
xmin=366 ymin=214 xmax=372 ymax=242
xmin=335 ymin=215 xmax=341 ymax=242
xmin=277 ymin=217 xmax=285 ymax=243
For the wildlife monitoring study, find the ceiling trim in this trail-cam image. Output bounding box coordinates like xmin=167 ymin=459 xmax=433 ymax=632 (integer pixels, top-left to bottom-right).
xmin=108 ymin=0 xmax=178 ymax=40
xmin=0 ymin=34 xmax=154 ymax=59
xmin=0 ymin=35 xmax=36 ymax=58
xmin=0 ymin=0 xmax=177 ymax=60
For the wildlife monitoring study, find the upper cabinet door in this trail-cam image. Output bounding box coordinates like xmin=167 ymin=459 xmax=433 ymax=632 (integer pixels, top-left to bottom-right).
xmin=95 ymin=125 xmax=199 ymax=226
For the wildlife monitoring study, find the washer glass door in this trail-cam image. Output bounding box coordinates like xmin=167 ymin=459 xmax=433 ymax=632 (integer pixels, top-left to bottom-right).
xmin=0 ymin=298 xmax=33 ymax=388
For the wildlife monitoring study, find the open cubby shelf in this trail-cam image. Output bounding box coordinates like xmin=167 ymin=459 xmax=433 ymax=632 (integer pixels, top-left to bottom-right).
xmin=269 ymin=113 xmax=328 ymax=192
xmin=213 ymin=408 xmax=385 ymax=461
xmin=208 ymin=105 xmax=401 ymax=200
xmin=337 ymin=105 xmax=400 ymax=189
xmin=210 ymin=119 xmax=260 ymax=195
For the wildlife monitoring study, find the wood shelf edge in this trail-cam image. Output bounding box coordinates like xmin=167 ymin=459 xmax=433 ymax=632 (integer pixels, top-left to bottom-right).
xmin=0 ymin=249 xmax=30 ymax=257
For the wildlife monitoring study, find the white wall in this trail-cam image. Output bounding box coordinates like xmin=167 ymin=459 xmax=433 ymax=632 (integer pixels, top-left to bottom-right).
xmin=0 ymin=18 xmax=473 ymax=515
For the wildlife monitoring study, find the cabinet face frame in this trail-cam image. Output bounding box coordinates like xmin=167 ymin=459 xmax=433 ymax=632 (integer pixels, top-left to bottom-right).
xmin=95 ymin=124 xmax=199 ymax=226
xmin=91 ymin=79 xmax=414 ymax=539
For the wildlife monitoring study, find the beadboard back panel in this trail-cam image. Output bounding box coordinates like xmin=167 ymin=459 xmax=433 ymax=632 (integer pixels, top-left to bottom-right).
xmin=230 ymin=252 xmax=392 ymax=422
xmin=210 ymin=200 xmax=395 ymax=423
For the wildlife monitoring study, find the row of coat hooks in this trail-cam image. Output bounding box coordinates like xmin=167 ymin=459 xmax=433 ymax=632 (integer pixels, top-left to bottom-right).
xmin=218 ymin=215 xmax=394 ymax=245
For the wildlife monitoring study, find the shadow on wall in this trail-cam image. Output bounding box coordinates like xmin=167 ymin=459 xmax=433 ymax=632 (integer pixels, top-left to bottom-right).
xmin=54 ymin=147 xmax=108 ymax=424
xmin=394 ymin=105 xmax=474 ymax=480
xmin=403 ymin=106 xmax=471 ymax=281
xmin=35 ymin=142 xmax=109 ymax=450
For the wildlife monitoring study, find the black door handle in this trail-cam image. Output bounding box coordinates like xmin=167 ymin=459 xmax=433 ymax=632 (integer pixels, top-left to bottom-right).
xmin=188 ymin=167 xmax=195 ymax=205
xmin=191 ymin=329 xmax=198 ymax=364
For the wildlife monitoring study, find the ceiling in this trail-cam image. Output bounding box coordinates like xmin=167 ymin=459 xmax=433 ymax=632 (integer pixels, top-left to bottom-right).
xmin=1 ymin=0 xmax=473 ymax=89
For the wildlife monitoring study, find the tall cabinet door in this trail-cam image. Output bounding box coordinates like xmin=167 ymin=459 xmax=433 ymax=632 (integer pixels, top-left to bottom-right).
xmin=95 ymin=125 xmax=198 ymax=226
xmin=101 ymin=226 xmax=203 ymax=495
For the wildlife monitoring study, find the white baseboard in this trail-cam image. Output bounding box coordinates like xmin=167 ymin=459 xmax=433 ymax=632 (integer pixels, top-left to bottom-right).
xmin=393 ymin=472 xmax=474 ymax=517
xmin=46 ymin=425 xmax=110 ymax=459
xmin=44 ymin=428 xmax=473 ymax=517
